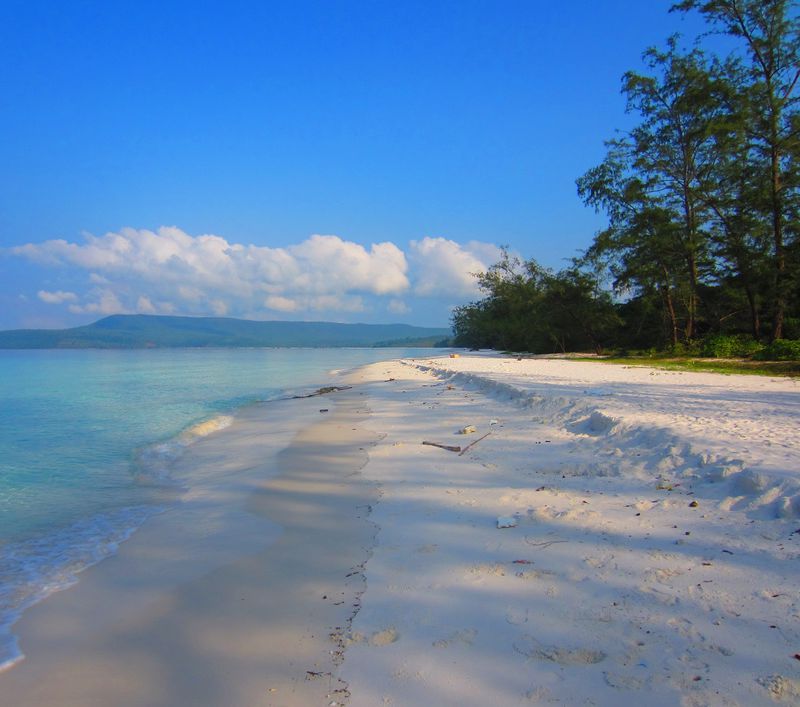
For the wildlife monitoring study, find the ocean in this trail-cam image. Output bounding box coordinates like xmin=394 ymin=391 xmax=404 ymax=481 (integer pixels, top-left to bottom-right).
xmin=0 ymin=347 xmax=432 ymax=670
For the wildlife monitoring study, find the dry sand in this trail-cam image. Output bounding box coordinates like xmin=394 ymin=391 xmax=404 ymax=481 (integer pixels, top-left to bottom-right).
xmin=2 ymin=353 xmax=799 ymax=706
xmin=338 ymin=354 xmax=800 ymax=706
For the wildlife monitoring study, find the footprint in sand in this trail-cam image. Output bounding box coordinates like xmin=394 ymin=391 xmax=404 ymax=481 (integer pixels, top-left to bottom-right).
xmin=524 ymin=686 xmax=554 ymax=701
xmin=667 ymin=617 xmax=704 ymax=642
xmin=637 ymin=584 xmax=679 ymax=606
xmin=467 ymin=563 xmax=508 ymax=577
xmin=514 ymin=637 xmax=606 ymax=665
xmin=432 ymin=628 xmax=477 ymax=648
xmin=604 ymin=672 xmax=645 ymax=690
xmin=514 ymin=568 xmax=556 ymax=581
xmin=505 ymin=608 xmax=529 ymax=625
xmin=369 ymin=627 xmax=400 ymax=646
xmin=583 ymin=554 xmax=615 ymax=570
xmin=758 ymin=675 xmax=800 ymax=703
xmin=644 ymin=567 xmax=685 ymax=585
xmin=536 ymin=646 xmax=606 ymax=665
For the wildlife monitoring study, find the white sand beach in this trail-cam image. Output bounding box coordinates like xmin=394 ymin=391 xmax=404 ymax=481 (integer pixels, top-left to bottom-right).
xmin=1 ymin=353 xmax=799 ymax=706
xmin=340 ymin=354 xmax=800 ymax=706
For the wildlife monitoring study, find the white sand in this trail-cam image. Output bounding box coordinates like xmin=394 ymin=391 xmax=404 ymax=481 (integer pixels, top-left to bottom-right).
xmin=2 ymin=353 xmax=798 ymax=706
xmin=339 ymin=354 xmax=800 ymax=706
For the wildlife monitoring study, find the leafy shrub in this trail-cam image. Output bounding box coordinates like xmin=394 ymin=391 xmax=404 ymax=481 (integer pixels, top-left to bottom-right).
xmin=671 ymin=340 xmax=703 ymax=357
xmin=753 ymin=339 xmax=800 ymax=361
xmin=701 ymin=334 xmax=764 ymax=359
xmin=783 ymin=317 xmax=800 ymax=340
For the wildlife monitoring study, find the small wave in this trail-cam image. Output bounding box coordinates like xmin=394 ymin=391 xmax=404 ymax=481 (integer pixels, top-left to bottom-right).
xmin=0 ymin=505 xmax=161 ymax=672
xmin=181 ymin=414 xmax=234 ymax=442
xmin=134 ymin=414 xmax=234 ymax=485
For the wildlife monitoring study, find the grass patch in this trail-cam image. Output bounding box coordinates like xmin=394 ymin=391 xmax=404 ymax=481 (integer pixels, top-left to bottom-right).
xmin=567 ymin=355 xmax=800 ymax=377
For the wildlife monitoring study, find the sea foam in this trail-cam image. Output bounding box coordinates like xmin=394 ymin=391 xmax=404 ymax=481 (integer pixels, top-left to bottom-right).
xmin=0 ymin=413 xmax=233 ymax=671
xmin=0 ymin=505 xmax=158 ymax=672
xmin=134 ymin=414 xmax=234 ymax=484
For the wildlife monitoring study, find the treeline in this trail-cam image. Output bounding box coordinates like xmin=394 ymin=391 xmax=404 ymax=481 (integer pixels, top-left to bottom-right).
xmin=451 ymin=251 xmax=622 ymax=354
xmin=454 ymin=0 xmax=800 ymax=355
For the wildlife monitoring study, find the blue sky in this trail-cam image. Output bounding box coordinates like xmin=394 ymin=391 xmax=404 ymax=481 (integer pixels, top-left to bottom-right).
xmin=0 ymin=0 xmax=708 ymax=329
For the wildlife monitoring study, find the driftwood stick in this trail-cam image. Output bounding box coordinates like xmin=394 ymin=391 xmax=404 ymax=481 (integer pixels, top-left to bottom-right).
xmin=458 ymin=431 xmax=491 ymax=456
xmin=292 ymin=386 xmax=352 ymax=399
xmin=524 ymin=537 xmax=569 ymax=549
xmin=422 ymin=441 xmax=462 ymax=453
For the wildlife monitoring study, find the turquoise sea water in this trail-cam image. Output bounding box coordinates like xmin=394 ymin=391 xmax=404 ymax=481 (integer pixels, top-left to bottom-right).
xmin=0 ymin=347 xmax=432 ymax=669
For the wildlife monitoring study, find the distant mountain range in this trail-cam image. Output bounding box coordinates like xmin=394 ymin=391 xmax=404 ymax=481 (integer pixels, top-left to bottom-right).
xmin=0 ymin=315 xmax=452 ymax=349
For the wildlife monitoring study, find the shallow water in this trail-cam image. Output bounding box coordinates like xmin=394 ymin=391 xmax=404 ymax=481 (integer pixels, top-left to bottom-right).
xmin=0 ymin=346 xmax=434 ymax=669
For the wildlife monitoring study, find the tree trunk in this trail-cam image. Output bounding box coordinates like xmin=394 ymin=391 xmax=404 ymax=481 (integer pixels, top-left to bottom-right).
xmin=683 ymin=186 xmax=699 ymax=341
xmin=744 ymin=281 xmax=761 ymax=341
xmin=660 ymin=272 xmax=679 ymax=348
xmin=686 ymin=249 xmax=698 ymax=340
xmin=770 ymin=140 xmax=786 ymax=341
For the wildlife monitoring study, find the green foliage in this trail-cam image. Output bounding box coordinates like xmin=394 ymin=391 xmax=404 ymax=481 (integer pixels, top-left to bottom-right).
xmin=753 ymin=338 xmax=800 ymax=361
xmin=785 ymin=316 xmax=800 ymax=340
xmin=577 ymin=0 xmax=800 ymax=347
xmin=700 ymin=334 xmax=764 ymax=358
xmin=670 ymin=340 xmax=703 ymax=357
xmin=451 ymin=253 xmax=621 ymax=354
xmin=456 ymin=0 xmax=800 ymax=359
xmin=590 ymin=355 xmax=800 ymax=377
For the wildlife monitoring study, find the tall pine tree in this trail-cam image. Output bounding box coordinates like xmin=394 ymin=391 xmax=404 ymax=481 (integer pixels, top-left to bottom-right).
xmin=674 ymin=0 xmax=800 ymax=339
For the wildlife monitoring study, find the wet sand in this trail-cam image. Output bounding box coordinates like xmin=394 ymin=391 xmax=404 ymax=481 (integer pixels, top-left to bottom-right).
xmin=0 ymin=392 xmax=379 ymax=706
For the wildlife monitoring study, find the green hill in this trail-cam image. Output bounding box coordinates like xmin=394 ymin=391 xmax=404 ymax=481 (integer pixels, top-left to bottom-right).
xmin=0 ymin=315 xmax=452 ymax=349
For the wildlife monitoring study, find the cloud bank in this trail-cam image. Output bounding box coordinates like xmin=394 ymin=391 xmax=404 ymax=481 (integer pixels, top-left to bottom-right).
xmin=11 ymin=227 xmax=500 ymax=321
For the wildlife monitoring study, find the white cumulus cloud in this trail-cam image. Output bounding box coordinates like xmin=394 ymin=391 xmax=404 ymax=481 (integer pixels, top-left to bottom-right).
xmin=409 ymin=237 xmax=501 ymax=297
xmin=264 ymin=295 xmax=299 ymax=313
xmin=37 ymin=290 xmax=78 ymax=304
xmin=13 ymin=227 xmax=499 ymax=321
xmin=68 ymin=289 xmax=127 ymax=315
xmin=136 ymin=296 xmax=157 ymax=314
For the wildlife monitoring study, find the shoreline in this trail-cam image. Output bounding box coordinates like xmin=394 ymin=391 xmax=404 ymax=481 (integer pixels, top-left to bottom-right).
xmin=0 ymin=390 xmax=381 ymax=706
xmin=1 ymin=353 xmax=798 ymax=705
